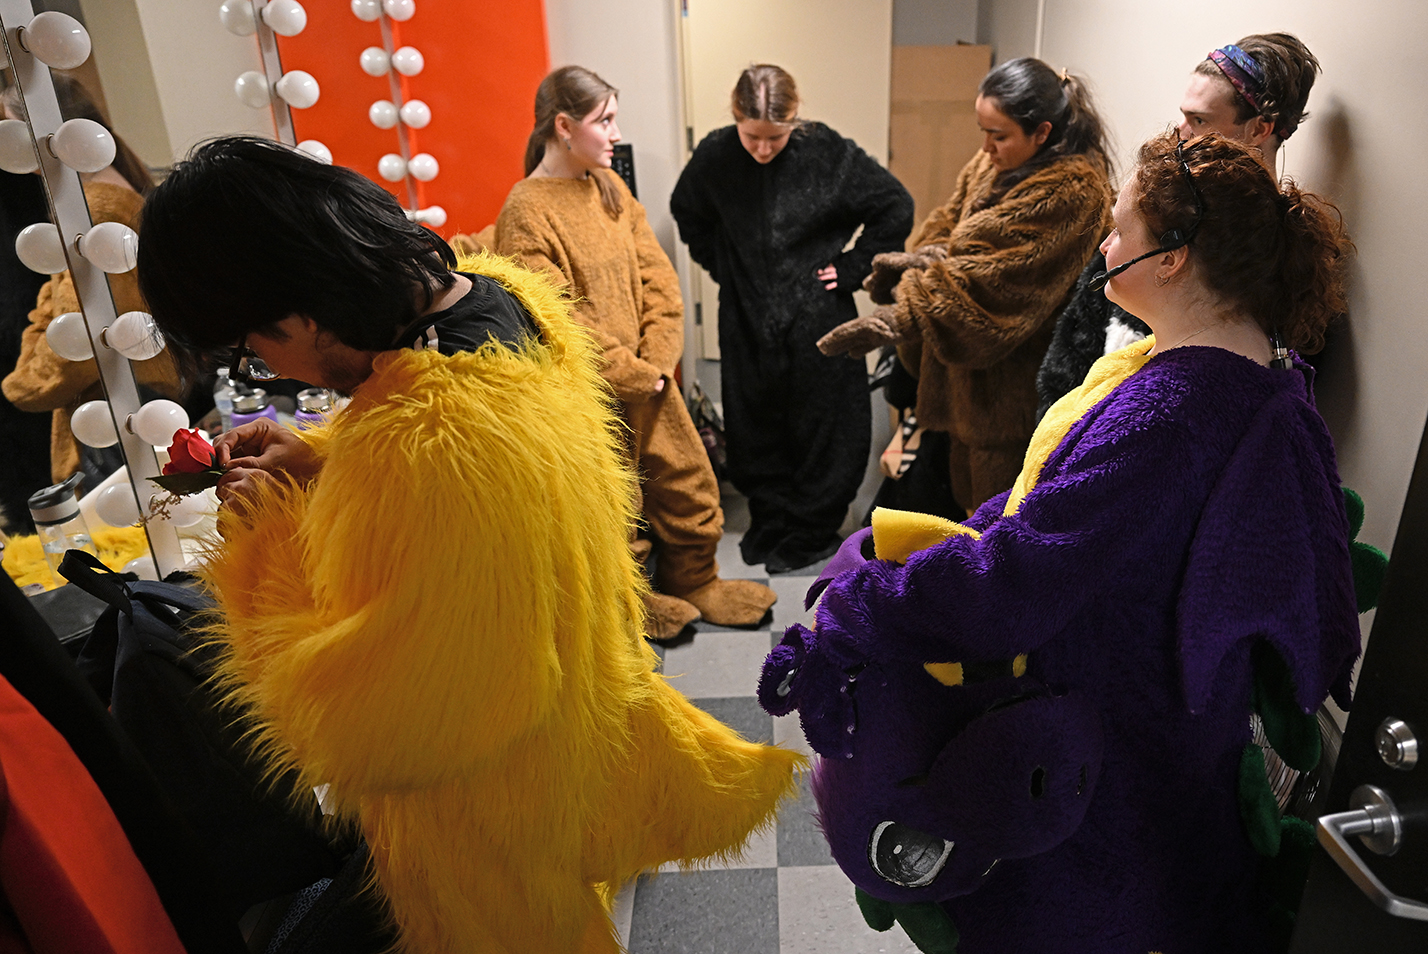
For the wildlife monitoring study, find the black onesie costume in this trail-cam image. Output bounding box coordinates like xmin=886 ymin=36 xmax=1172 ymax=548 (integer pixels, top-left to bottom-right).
xmin=671 ymin=122 xmax=913 ymax=567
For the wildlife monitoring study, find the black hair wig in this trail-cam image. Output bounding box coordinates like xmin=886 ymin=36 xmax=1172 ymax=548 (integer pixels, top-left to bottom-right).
xmin=136 ymin=136 xmax=456 ymax=356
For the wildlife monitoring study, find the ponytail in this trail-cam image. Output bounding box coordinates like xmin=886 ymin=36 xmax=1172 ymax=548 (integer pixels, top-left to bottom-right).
xmin=1132 ymin=131 xmax=1352 ymax=352
xmin=1055 ymin=72 xmax=1111 ymax=178
xmin=526 ymin=66 xmax=624 ymax=219
xmin=974 ymin=58 xmax=1112 ymax=208
xmin=1272 ymin=182 xmax=1351 ymax=352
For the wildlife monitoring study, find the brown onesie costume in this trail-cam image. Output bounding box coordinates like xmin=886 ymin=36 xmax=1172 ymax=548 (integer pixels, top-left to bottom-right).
xmin=494 ymin=170 xmax=775 ymax=636
xmin=2 ymin=181 xmax=182 ymax=484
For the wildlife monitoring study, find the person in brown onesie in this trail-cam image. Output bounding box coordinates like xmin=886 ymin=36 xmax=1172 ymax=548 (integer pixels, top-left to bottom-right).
xmin=496 ymin=65 xmax=776 ymax=640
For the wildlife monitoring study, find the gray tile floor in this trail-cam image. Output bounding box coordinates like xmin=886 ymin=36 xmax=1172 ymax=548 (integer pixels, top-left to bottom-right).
xmin=611 ymin=488 xmax=921 ymax=954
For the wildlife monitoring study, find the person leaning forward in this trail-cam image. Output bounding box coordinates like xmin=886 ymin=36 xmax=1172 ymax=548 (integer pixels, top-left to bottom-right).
xmin=135 ymin=135 xmax=800 ymax=954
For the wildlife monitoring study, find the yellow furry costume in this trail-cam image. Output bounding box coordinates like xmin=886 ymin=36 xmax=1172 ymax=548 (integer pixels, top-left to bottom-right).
xmin=202 ymin=254 xmax=801 ymax=953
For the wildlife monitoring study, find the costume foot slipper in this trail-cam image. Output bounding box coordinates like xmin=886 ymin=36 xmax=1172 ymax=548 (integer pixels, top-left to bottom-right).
xmin=642 ymin=591 xmax=702 ymax=643
xmin=765 ymin=537 xmax=842 ymax=575
xmin=677 ymin=578 xmax=777 ymax=628
xmin=739 ymin=522 xmax=786 ymax=566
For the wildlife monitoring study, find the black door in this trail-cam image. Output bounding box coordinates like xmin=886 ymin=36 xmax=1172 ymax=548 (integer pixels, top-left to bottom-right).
xmin=1290 ymin=418 xmax=1428 ymax=952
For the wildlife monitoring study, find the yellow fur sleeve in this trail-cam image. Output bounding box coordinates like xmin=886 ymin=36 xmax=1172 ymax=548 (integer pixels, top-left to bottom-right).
xmin=209 ymin=346 xmax=623 ymax=796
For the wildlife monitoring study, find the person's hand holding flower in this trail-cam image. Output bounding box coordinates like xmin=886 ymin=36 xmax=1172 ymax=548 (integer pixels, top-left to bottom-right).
xmin=151 ymin=428 xmax=224 ymax=495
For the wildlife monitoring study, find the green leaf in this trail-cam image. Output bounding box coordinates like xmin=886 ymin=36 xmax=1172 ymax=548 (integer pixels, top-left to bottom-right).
xmin=150 ymin=468 xmax=224 ymax=496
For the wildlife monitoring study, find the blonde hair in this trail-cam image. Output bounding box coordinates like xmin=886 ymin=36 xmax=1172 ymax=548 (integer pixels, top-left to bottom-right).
xmin=731 ymin=64 xmax=800 ymax=125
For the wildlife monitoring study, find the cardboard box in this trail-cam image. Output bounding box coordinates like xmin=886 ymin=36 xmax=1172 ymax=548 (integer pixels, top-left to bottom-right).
xmin=889 ymin=44 xmax=992 ymax=246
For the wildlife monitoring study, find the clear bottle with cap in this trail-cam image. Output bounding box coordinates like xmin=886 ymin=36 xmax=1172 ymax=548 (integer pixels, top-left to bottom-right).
xmin=213 ymin=366 xmax=238 ymax=433
xmin=230 ymin=388 xmax=279 ymax=428
xmin=27 ymin=472 xmax=97 ymax=583
xmin=293 ymin=387 xmax=333 ymax=430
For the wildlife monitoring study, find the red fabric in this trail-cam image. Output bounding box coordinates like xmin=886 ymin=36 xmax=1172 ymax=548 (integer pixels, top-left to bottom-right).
xmin=278 ymin=0 xmax=550 ymax=238
xmin=0 ymin=674 xmax=185 ymax=954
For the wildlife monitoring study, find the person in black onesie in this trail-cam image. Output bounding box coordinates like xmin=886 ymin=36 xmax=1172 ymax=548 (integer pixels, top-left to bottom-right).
xmin=671 ymin=65 xmax=913 ymax=572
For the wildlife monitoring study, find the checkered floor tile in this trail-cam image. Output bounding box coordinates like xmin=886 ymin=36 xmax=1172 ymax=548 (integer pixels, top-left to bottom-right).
xmin=613 ymin=489 xmax=921 ymax=954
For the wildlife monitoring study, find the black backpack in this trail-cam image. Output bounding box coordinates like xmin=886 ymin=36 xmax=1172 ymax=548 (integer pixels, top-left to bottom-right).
xmin=58 ymin=550 xmax=349 ymax=915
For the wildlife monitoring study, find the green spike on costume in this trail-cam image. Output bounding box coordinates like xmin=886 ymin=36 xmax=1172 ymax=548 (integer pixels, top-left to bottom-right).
xmin=856 ymin=888 xmax=960 ymax=954
xmin=1342 ymin=487 xmax=1389 ymax=612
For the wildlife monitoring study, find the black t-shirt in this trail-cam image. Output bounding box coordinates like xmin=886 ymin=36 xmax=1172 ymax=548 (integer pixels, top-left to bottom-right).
xmin=400 ymin=272 xmax=538 ymax=356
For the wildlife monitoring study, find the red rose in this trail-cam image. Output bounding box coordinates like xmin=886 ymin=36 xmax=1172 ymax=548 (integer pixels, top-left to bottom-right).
xmin=163 ymin=428 xmax=216 ymax=475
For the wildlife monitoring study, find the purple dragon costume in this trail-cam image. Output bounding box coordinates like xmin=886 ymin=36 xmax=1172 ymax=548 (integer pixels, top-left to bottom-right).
xmin=760 ymin=345 xmax=1361 ymax=953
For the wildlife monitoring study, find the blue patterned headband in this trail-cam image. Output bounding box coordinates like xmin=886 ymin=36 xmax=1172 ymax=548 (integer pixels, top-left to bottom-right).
xmin=1207 ymin=45 xmax=1287 ymax=137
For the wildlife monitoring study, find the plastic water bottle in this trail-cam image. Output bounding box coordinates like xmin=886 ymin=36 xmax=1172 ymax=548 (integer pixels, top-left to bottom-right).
xmin=213 ymin=366 xmax=237 ymax=433
xmin=28 ymin=473 xmax=97 ymax=584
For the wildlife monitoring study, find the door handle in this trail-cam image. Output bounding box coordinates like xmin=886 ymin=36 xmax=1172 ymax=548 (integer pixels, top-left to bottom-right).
xmin=1318 ymin=784 xmax=1428 ymax=921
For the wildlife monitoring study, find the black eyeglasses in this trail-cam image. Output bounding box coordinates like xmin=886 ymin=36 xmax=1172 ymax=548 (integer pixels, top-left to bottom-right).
xmin=228 ymin=335 xmax=279 ymax=385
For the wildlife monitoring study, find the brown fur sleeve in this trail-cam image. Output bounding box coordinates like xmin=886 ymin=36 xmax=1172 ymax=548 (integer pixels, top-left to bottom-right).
xmin=2 ymin=182 xmax=179 ymax=413
xmin=623 ymin=176 xmax=684 ymax=379
xmin=894 ymin=155 xmax=1112 ymax=371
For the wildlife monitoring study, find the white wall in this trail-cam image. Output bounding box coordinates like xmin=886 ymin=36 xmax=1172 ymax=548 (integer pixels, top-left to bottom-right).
xmin=76 ymin=0 xmax=170 ymax=167
xmin=543 ymin=0 xmax=686 ymax=257
xmin=978 ymin=0 xmax=1428 ymax=568
xmin=130 ymin=0 xmax=273 ymax=160
xmin=77 ymin=0 xmax=272 ymax=165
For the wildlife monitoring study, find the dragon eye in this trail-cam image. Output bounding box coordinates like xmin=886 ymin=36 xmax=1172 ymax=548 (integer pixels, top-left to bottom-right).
xmin=868 ymin=821 xmax=953 ymax=888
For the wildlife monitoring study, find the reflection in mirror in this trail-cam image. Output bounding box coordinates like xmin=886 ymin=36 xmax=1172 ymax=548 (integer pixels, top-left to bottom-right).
xmin=0 ymin=0 xmax=189 ymax=589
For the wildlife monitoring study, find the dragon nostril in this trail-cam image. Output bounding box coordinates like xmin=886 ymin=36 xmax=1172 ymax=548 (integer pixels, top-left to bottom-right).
xmin=1077 ymin=764 xmax=1088 ymax=796
xmin=1030 ymin=766 xmax=1047 ymax=799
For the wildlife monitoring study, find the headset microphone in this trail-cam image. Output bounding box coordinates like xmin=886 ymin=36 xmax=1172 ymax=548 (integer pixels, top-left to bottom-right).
xmin=1087 ymin=228 xmax=1190 ymax=293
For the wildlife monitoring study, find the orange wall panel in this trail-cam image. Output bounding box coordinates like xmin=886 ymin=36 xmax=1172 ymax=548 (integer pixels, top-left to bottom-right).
xmin=276 ymin=0 xmax=548 ymax=237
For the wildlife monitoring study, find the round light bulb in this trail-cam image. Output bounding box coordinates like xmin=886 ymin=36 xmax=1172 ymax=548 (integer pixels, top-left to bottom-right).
xmin=94 ymin=483 xmax=141 ymax=528
xmin=218 ymin=0 xmax=257 ymax=36
xmin=368 ymin=100 xmax=398 ymax=130
xmin=416 ymin=205 xmax=446 ymax=228
xmin=123 ymin=556 xmax=160 ymax=580
xmin=15 ymin=223 xmax=67 ymax=275
xmin=275 ymin=70 xmax=320 ymax=109
xmin=234 ymin=71 xmax=270 ymax=108
xmin=261 ymin=0 xmax=307 ymax=36
xmin=359 ymin=46 xmax=390 ymax=76
xmin=152 ymin=490 xmax=209 ymax=528
xmin=350 ymin=0 xmax=380 ymax=21
xmin=399 ymin=99 xmax=431 ymax=129
xmin=382 ymin=0 xmax=415 ymax=21
xmin=79 ymin=222 xmax=139 ymax=274
xmin=109 ymin=310 xmax=165 ymax=361
xmin=0 ymin=119 xmax=38 ymax=174
xmin=45 ymin=311 xmax=93 ymax=361
xmin=133 ymin=399 xmax=190 ymax=447
xmin=296 ymin=140 xmax=332 ymax=164
xmin=51 ymin=118 xmax=116 ymax=174
xmin=71 ymin=400 xmax=118 ymax=448
xmin=407 ymin=152 xmax=439 ymax=182
xmin=390 ymin=45 xmax=424 ymax=76
xmin=377 ymin=153 xmax=407 ymax=182
xmin=21 ymin=11 xmax=91 ymax=70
